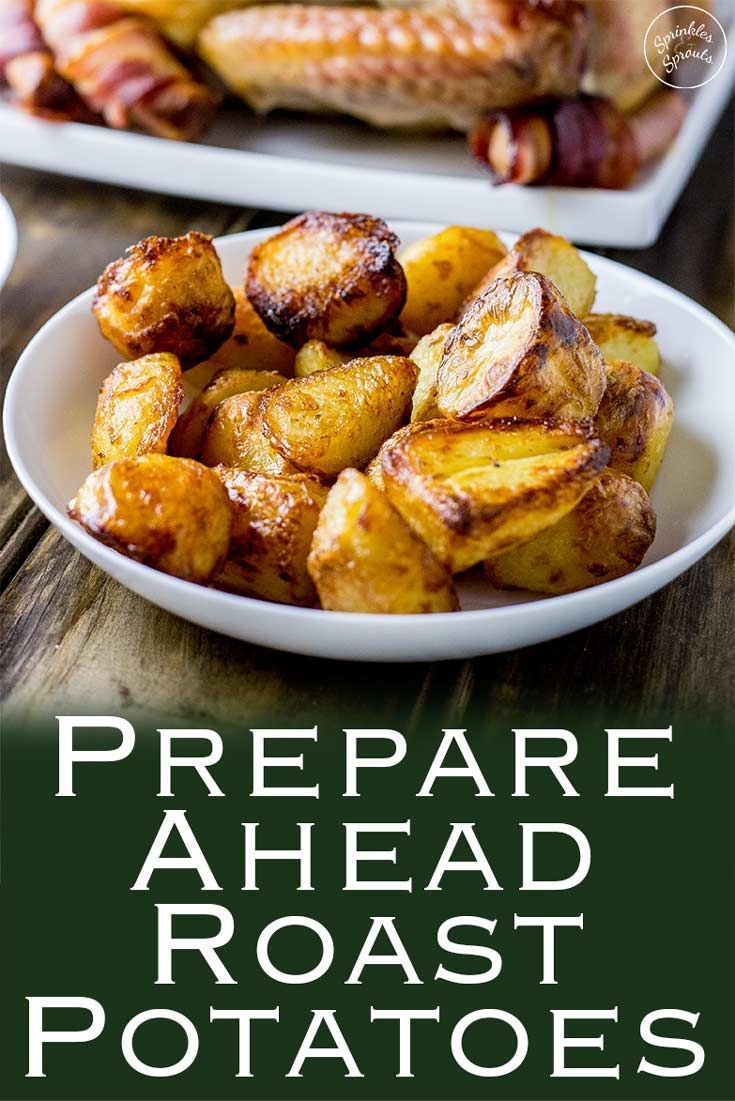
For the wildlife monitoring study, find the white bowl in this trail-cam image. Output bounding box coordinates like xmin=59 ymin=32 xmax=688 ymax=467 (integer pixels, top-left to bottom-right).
xmin=0 ymin=191 xmax=17 ymax=289
xmin=4 ymin=224 xmax=734 ymax=661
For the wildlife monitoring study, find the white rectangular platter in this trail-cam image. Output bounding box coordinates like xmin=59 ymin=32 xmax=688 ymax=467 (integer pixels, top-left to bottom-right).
xmin=1 ymin=21 xmax=733 ymax=247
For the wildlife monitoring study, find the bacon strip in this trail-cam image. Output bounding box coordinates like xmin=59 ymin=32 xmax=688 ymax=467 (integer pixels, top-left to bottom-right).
xmin=470 ymin=90 xmax=686 ymax=190
xmin=34 ymin=0 xmax=219 ymax=139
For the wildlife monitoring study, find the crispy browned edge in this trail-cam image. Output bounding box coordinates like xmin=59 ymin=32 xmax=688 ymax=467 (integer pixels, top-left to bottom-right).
xmin=93 ymin=231 xmax=235 ymax=364
xmin=245 ymin=212 xmax=407 ymax=348
xmin=381 ymin=417 xmax=610 ymax=537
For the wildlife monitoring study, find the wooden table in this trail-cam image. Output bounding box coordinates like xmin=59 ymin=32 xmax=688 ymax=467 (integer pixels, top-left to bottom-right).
xmin=2 ymin=108 xmax=733 ymax=725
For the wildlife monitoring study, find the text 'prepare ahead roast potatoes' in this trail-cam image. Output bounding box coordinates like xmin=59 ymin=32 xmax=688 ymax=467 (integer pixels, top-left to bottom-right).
xmin=93 ymin=231 xmax=235 ymax=369
xmin=308 ymin=469 xmax=458 ymax=614
xmin=214 ymin=469 xmax=328 ymax=606
xmin=438 ymin=272 xmax=606 ymax=422
xmin=91 ymin=352 xmax=183 ymax=468
xmin=245 ymin=212 xmax=407 ymax=349
xmin=68 ymin=453 xmax=232 ymax=584
xmin=485 ymin=469 xmax=657 ymax=595
xmin=380 ymin=418 xmax=610 ymax=574
xmin=260 ymin=355 xmax=418 ymax=478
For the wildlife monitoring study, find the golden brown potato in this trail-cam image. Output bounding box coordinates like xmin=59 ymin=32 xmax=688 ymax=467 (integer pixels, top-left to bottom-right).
xmin=438 ymin=273 xmax=605 ymax=421
xmin=308 ymin=469 xmax=458 ymax=614
xmin=169 ymin=367 xmax=285 ymax=459
xmin=364 ymin=423 xmax=426 ymax=492
xmin=595 ymin=358 xmax=673 ymax=491
xmin=466 ymin=228 xmax=597 ymax=319
xmin=398 ymin=226 xmax=507 ymax=337
xmin=381 ymin=418 xmax=609 ymax=573
xmin=91 ymin=352 xmax=183 ymax=469
xmin=410 ymin=323 xmax=454 ymax=423
xmin=68 ymin=453 xmax=231 ymax=583
xmin=583 ymin=314 xmax=661 ymax=376
xmin=245 ymin=211 xmax=407 ymax=348
xmin=93 ymin=231 xmax=235 ymax=369
xmin=200 ymin=390 xmax=299 ymax=475
xmin=214 ymin=468 xmax=328 ymax=605
xmin=485 ymin=470 xmax=656 ymax=594
xmin=293 ymin=340 xmax=345 ymax=378
xmin=197 ymin=285 xmax=296 ymax=377
xmin=261 ymin=355 xmax=418 ymax=478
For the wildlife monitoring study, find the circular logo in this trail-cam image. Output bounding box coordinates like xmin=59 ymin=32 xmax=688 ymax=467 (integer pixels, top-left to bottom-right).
xmin=644 ymin=5 xmax=728 ymax=90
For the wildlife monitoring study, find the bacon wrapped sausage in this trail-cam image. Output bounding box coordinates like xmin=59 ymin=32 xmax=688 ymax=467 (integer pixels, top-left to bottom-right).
xmin=0 ymin=0 xmax=45 ymax=79
xmin=470 ymin=90 xmax=686 ymax=189
xmin=34 ymin=0 xmax=219 ymax=139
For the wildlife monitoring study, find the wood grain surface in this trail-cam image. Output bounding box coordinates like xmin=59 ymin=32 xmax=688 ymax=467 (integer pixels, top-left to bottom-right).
xmin=1 ymin=107 xmax=733 ymax=725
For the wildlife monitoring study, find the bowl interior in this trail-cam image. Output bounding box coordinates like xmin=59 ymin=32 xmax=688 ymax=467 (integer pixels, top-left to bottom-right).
xmin=6 ymin=224 xmax=735 ymax=619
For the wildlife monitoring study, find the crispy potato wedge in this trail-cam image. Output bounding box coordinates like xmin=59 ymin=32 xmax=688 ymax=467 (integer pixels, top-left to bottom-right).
xmin=381 ymin=418 xmax=609 ymax=573
xmin=169 ymin=367 xmax=285 ymax=459
xmin=93 ymin=232 xmax=235 ymax=369
xmin=293 ymin=340 xmax=346 ymax=378
xmin=200 ymin=390 xmax=299 ymax=475
xmin=308 ymin=469 xmax=458 ymax=614
xmin=410 ymin=323 xmax=454 ymax=423
xmin=438 ymin=273 xmax=605 ymax=421
xmin=398 ymin=226 xmax=507 ymax=336
xmin=583 ymin=313 xmax=661 ymax=376
xmin=245 ymin=211 xmax=407 ymax=348
xmin=91 ymin=352 xmax=183 ymax=469
xmin=197 ymin=285 xmax=296 ymax=376
xmin=485 ymin=470 xmax=656 ymax=594
xmin=214 ymin=468 xmax=328 ymax=605
xmin=466 ymin=228 xmax=596 ymax=318
xmin=365 ymin=423 xmax=427 ymax=492
xmin=595 ymin=358 xmax=673 ymax=491
xmin=261 ymin=355 xmax=418 ymax=478
xmin=68 ymin=453 xmax=231 ymax=583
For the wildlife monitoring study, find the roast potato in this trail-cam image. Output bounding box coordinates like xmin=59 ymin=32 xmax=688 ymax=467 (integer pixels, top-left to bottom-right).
xmin=200 ymin=390 xmax=299 ymax=475
xmin=583 ymin=313 xmax=661 ymax=376
xmin=381 ymin=418 xmax=609 ymax=573
xmin=398 ymin=226 xmax=507 ymax=336
xmin=68 ymin=453 xmax=231 ymax=583
xmin=197 ymin=285 xmax=296 ymax=376
xmin=307 ymin=469 xmax=458 ymax=614
xmin=91 ymin=352 xmax=183 ymax=469
xmin=485 ymin=470 xmax=656 ymax=594
xmin=169 ymin=367 xmax=285 ymax=459
xmin=93 ymin=232 xmax=235 ymax=369
xmin=245 ymin=212 xmax=407 ymax=348
xmin=214 ymin=468 xmax=328 ymax=605
xmin=293 ymin=340 xmax=345 ymax=378
xmin=261 ymin=355 xmax=418 ymax=478
xmin=466 ymin=228 xmax=596 ymax=318
xmin=437 ymin=272 xmax=606 ymax=421
xmin=595 ymin=358 xmax=673 ymax=491
xmin=410 ymin=323 xmax=454 ymax=423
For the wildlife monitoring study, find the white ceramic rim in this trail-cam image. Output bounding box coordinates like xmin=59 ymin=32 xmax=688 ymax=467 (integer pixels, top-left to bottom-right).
xmin=0 ymin=191 xmax=18 ymax=290
xmin=3 ymin=227 xmax=735 ymax=655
